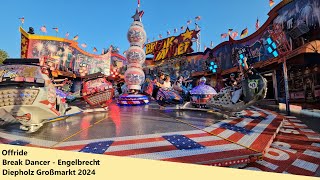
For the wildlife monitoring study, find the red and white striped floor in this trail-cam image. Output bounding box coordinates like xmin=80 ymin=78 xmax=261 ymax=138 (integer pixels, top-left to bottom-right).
xmin=0 ymin=107 xmax=319 ymax=176
xmin=241 ymin=115 xmax=320 ymax=176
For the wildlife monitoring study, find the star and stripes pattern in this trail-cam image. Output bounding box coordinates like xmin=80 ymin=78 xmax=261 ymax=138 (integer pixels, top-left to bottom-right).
xmin=18 ymin=17 xmax=25 ymax=24
xmin=117 ymin=99 xmax=149 ymax=105
xmin=117 ymin=94 xmax=150 ymax=105
xmin=1 ymin=108 xmax=319 ymax=176
xmin=163 ymin=135 xmax=205 ymax=150
xmin=40 ymin=26 xmax=47 ymax=33
xmin=220 ymin=123 xmax=254 ymax=135
xmin=241 ymin=114 xmax=320 ymax=176
xmin=80 ymin=141 xmax=114 ymax=154
xmin=0 ymin=107 xmax=281 ymax=166
xmin=256 ymin=18 xmax=260 ymax=30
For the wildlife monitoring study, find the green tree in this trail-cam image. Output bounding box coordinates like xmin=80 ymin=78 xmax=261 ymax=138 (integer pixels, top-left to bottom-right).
xmin=0 ymin=49 xmax=9 ymax=64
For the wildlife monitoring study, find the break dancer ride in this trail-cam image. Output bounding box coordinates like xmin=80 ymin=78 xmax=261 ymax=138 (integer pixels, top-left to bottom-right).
xmin=0 ymin=59 xmax=81 ymax=133
xmin=117 ymin=6 xmax=149 ymax=106
xmin=81 ymin=72 xmax=114 ymax=107
xmin=181 ymin=57 xmax=267 ymax=113
xmin=156 ymin=87 xmax=184 ymax=107
xmin=189 ymin=76 xmax=217 ymax=108
xmin=207 ymin=58 xmax=267 ymax=112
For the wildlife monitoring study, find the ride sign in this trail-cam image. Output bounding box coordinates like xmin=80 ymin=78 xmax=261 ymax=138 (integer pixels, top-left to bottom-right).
xmin=145 ymin=28 xmax=199 ymax=61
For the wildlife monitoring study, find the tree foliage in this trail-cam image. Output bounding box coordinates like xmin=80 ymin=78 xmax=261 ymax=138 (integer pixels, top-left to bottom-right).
xmin=0 ymin=49 xmax=9 ymax=64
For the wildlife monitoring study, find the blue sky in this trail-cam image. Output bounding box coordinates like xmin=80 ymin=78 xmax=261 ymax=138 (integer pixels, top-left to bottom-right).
xmin=0 ymin=0 xmax=280 ymax=57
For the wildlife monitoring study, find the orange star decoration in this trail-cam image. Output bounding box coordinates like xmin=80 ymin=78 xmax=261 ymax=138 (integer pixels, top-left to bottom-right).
xmin=21 ymin=45 xmax=28 ymax=58
xmin=21 ymin=35 xmax=29 ymax=58
xmin=21 ymin=45 xmax=27 ymax=53
xmin=21 ymin=36 xmax=27 ymax=44
xmin=181 ymin=28 xmax=193 ymax=41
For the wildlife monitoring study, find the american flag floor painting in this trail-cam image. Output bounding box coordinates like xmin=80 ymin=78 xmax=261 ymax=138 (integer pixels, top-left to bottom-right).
xmin=241 ymin=115 xmax=320 ymax=176
xmin=0 ymin=107 xmax=319 ymax=176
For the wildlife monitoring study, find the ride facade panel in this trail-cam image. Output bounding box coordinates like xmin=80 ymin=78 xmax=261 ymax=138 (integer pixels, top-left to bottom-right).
xmin=20 ymin=27 xmax=116 ymax=78
xmin=19 ymin=27 xmax=125 ymax=107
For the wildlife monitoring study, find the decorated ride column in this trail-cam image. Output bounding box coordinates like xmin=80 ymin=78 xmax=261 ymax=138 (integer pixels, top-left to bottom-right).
xmin=125 ymin=11 xmax=146 ymax=92
xmin=117 ymin=6 xmax=149 ymax=105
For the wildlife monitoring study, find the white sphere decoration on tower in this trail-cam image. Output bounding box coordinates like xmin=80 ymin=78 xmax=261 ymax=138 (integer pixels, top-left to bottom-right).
xmin=126 ymin=46 xmax=146 ymax=64
xmin=124 ymin=67 xmax=145 ymax=90
xmin=127 ymin=21 xmax=146 ymax=47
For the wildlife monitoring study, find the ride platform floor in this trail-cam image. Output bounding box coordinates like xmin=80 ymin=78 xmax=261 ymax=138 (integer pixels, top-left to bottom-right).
xmin=0 ymin=100 xmax=319 ymax=176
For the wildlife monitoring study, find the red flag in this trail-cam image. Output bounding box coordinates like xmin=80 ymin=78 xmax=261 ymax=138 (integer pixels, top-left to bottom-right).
xmin=19 ymin=17 xmax=25 ymax=24
xmin=195 ymin=16 xmax=201 ymax=21
xmin=231 ymin=31 xmax=239 ymax=39
xmin=81 ymin=43 xmax=87 ymax=48
xmin=40 ymin=26 xmax=47 ymax=33
xmin=255 ymin=18 xmax=260 ymax=30
xmin=52 ymin=27 xmax=59 ymax=33
xmin=269 ymin=0 xmax=274 ymax=7
xmin=93 ymin=47 xmax=98 ymax=52
xmin=221 ymin=33 xmax=228 ymax=39
xmin=240 ymin=28 xmax=248 ymax=38
xmin=73 ymin=35 xmax=79 ymax=41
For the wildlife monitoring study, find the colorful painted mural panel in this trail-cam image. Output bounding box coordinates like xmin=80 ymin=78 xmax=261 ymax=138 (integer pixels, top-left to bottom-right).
xmin=20 ymin=27 xmax=111 ymax=77
xmin=208 ymin=0 xmax=320 ymax=70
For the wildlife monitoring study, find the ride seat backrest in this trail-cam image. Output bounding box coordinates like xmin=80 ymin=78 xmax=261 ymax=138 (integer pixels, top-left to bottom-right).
xmin=210 ymin=88 xmax=232 ymax=105
xmin=85 ymin=90 xmax=113 ymax=106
